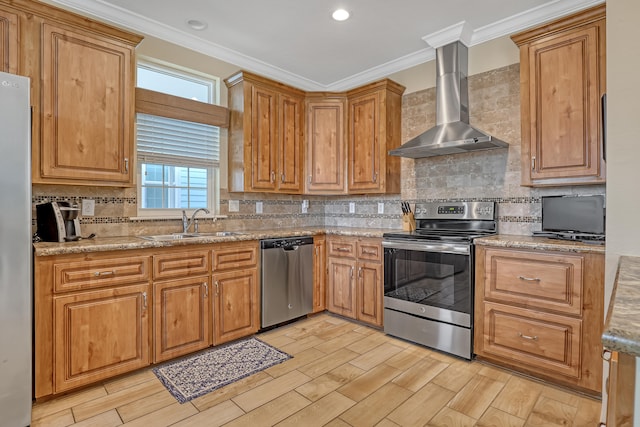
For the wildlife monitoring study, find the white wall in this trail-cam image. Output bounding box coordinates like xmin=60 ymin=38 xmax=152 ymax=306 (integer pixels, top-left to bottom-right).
xmin=605 ymin=0 xmax=640 ymax=311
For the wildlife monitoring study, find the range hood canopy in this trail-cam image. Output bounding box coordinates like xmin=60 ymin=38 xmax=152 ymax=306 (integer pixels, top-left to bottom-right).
xmin=390 ymin=41 xmax=508 ymax=159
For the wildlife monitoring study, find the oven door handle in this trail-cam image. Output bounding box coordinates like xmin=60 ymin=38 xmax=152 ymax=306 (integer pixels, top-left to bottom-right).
xmin=382 ymin=240 xmax=469 ymax=255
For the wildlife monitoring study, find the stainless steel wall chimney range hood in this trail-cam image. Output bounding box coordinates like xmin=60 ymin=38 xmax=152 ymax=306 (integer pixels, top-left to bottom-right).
xmin=390 ymin=41 xmax=508 ymax=158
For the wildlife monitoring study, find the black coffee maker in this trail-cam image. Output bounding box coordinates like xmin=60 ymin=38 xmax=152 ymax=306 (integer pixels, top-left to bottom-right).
xmin=36 ymin=201 xmax=82 ymax=242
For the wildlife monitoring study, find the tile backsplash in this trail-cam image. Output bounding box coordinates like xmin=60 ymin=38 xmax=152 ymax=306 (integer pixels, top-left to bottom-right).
xmin=32 ymin=63 xmax=605 ymax=238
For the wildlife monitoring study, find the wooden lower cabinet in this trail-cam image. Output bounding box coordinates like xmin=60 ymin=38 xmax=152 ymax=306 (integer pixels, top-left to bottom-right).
xmin=35 ymin=241 xmax=260 ymax=398
xmin=53 ymin=284 xmax=150 ymax=393
xmin=153 ymin=276 xmax=211 ymax=362
xmin=327 ymin=237 xmax=383 ymax=327
xmin=213 ymin=268 xmax=259 ymax=344
xmin=474 ymin=244 xmax=604 ymax=394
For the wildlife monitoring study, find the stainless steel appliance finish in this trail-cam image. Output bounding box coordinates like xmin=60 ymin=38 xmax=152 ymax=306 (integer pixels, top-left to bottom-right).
xmin=389 ymin=42 xmax=508 ymax=158
xmin=261 ymin=236 xmax=314 ymax=328
xmin=0 ymin=71 xmax=32 ymax=426
xmin=383 ymin=201 xmax=497 ymax=359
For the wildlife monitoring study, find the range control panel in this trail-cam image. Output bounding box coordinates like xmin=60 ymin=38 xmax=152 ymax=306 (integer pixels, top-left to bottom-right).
xmin=415 ymin=201 xmax=496 ymax=221
xmin=437 ymin=206 xmax=465 ymax=215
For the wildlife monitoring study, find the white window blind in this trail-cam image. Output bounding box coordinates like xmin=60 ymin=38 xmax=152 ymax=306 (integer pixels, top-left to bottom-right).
xmin=137 ymin=113 xmax=220 ymax=168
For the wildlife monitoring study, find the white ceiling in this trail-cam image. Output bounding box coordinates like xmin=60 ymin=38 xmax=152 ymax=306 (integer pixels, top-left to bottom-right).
xmin=48 ymin=0 xmax=603 ymax=91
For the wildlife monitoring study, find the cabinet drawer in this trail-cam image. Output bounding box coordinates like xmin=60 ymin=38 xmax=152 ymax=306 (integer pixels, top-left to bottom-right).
xmin=153 ymin=250 xmax=210 ymax=280
xmin=212 ymin=242 xmax=258 ymax=271
xmin=482 ymin=301 xmax=581 ymax=380
xmin=484 ymin=248 xmax=583 ymax=315
xmin=327 ymin=239 xmax=356 ymax=258
xmin=357 ymin=240 xmax=381 ymax=262
xmin=54 ymin=256 xmax=150 ymax=293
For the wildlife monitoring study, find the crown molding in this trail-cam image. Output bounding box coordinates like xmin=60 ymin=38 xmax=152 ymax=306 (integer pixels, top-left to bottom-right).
xmin=46 ymin=0 xmax=605 ymax=91
xmin=422 ymin=21 xmax=473 ymax=48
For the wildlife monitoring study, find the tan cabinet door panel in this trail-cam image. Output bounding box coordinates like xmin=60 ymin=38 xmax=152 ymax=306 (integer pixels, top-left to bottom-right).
xmin=327 ymin=257 xmax=356 ymax=318
xmin=0 ymin=8 xmax=19 ymax=74
xmin=313 ymin=236 xmax=327 ymax=313
xmin=357 ymin=261 xmax=382 ymax=326
xmin=278 ymin=92 xmax=304 ymax=192
xmin=213 ymin=268 xmax=259 ymax=345
xmin=54 ymin=284 xmax=150 ymax=393
xmin=41 ymin=23 xmax=135 ymax=183
xmin=348 ymin=92 xmax=379 ymax=192
xmin=306 ymin=98 xmax=346 ymax=193
xmin=250 ymin=84 xmax=278 ymax=190
xmin=153 ymin=277 xmax=210 ymax=362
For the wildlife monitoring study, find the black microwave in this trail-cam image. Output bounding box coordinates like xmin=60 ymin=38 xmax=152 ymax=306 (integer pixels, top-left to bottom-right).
xmin=541 ymin=195 xmax=605 ymax=237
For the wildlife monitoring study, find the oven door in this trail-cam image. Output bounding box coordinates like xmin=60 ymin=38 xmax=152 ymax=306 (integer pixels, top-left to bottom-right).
xmin=382 ymin=240 xmax=473 ymax=328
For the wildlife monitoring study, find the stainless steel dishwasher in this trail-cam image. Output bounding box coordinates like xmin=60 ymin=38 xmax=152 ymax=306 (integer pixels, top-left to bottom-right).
xmin=260 ymin=236 xmax=314 ymax=328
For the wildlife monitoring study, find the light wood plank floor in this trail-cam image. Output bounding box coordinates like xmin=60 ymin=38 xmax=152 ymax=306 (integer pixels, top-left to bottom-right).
xmin=32 ymin=313 xmax=601 ymax=426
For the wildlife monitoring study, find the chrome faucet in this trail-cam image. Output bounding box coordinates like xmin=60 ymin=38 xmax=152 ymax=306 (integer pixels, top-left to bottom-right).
xmin=182 ymin=208 xmax=210 ymax=233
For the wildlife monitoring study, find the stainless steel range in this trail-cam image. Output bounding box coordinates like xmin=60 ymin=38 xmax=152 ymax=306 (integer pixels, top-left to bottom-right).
xmin=382 ymin=201 xmax=497 ymax=359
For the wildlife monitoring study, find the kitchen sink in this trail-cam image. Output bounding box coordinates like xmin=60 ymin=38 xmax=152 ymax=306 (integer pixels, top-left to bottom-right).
xmin=139 ymin=231 xmax=243 ymax=241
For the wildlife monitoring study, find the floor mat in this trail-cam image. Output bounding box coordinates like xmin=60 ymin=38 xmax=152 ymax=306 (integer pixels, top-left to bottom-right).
xmin=152 ymin=337 xmax=292 ymax=403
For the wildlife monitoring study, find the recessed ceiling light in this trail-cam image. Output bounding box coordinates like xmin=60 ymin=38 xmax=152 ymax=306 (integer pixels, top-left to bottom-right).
xmin=332 ymin=9 xmax=350 ymax=21
xmin=187 ymin=19 xmax=208 ymax=31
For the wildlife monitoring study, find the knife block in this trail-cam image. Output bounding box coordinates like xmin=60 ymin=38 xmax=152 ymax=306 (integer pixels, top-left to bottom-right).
xmin=402 ymin=213 xmax=416 ymax=231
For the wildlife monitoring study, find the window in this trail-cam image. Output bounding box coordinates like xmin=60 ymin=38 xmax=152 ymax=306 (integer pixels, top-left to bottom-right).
xmin=135 ymin=60 xmax=226 ymax=217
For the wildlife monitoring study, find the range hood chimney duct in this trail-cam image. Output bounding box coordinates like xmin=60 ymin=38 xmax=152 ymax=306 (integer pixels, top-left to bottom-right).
xmin=390 ymin=41 xmax=508 ymax=158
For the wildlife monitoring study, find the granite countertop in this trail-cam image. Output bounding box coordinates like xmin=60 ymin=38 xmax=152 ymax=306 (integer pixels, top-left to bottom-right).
xmin=474 ymin=234 xmax=605 ymax=254
xmin=33 ymin=227 xmax=390 ymax=256
xmin=602 ymin=256 xmax=640 ymax=357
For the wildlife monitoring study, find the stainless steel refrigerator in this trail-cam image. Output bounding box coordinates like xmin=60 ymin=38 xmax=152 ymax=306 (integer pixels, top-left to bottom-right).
xmin=0 ymin=71 xmax=32 ymax=426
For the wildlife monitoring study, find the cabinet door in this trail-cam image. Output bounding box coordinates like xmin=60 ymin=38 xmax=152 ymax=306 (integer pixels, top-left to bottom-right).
xmin=306 ymin=99 xmax=346 ymax=193
xmin=514 ymin=9 xmax=606 ymax=187
xmin=153 ymin=277 xmax=210 ymax=362
xmin=0 ymin=8 xmax=18 ymax=74
xmin=312 ymin=236 xmax=326 ymax=313
xmin=348 ymin=92 xmax=380 ymax=192
xmin=251 ymin=83 xmax=278 ymax=191
xmin=40 ymin=22 xmax=135 ymax=184
xmin=278 ymin=92 xmax=303 ymax=192
xmin=327 ymin=257 xmax=356 ymax=318
xmin=213 ymin=268 xmax=259 ymax=345
xmin=356 ymin=261 xmax=382 ymax=326
xmin=53 ymin=284 xmax=150 ymax=393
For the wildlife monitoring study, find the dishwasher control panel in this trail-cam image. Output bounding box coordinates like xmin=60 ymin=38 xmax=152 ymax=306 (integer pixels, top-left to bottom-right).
xmin=260 ymin=236 xmax=314 ymax=250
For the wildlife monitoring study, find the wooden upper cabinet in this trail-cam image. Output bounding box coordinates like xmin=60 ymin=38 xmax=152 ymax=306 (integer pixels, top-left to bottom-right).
xmin=347 ymin=80 xmax=404 ymax=194
xmin=226 ymin=70 xmax=404 ymax=195
xmin=511 ymin=5 xmax=605 ymax=186
xmin=225 ymin=71 xmax=304 ymax=193
xmin=39 ymin=22 xmax=139 ymax=185
xmin=0 ymin=7 xmax=19 ymax=74
xmin=278 ymin=91 xmax=304 ymax=191
xmin=250 ymin=83 xmax=278 ymax=190
xmin=305 ymin=96 xmax=347 ymax=194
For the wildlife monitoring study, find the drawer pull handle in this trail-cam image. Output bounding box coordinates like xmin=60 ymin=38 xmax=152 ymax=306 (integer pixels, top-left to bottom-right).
xmin=203 ymin=283 xmax=209 ymax=298
xmin=361 ymin=249 xmax=377 ymax=255
xmin=518 ymin=332 xmax=538 ymax=341
xmin=94 ymin=270 xmax=116 ymax=277
xmin=215 ymin=281 xmax=220 ymax=295
xmin=337 ymin=247 xmax=350 ymax=252
xmin=518 ymin=275 xmax=540 ymax=282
